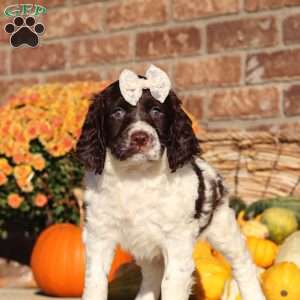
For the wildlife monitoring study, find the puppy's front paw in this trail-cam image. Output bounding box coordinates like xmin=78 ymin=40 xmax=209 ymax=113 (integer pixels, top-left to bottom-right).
xmin=82 ymin=296 xmax=106 ymax=300
xmin=135 ymin=293 xmax=157 ymax=300
xmin=82 ymin=290 xmax=106 ymax=300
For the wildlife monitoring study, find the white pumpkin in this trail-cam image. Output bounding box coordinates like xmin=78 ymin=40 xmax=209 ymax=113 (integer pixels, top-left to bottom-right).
xmin=276 ymin=231 xmax=300 ymax=267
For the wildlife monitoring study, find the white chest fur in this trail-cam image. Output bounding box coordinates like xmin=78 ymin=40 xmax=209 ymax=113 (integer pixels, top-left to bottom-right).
xmin=84 ymin=152 xmax=199 ymax=260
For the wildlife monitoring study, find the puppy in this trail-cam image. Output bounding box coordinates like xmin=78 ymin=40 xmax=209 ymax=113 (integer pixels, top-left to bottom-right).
xmin=76 ymin=66 xmax=265 ymax=300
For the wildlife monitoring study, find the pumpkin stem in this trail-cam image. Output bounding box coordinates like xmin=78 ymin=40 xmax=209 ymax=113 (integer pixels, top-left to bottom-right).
xmin=73 ymin=188 xmax=84 ymax=228
xmin=280 ymin=290 xmax=288 ymax=297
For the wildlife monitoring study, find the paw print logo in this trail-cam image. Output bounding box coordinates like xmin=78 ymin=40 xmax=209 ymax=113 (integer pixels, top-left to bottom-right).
xmin=4 ymin=16 xmax=45 ymax=48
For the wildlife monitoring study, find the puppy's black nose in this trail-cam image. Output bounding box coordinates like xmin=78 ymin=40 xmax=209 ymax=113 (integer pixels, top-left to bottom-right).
xmin=130 ymin=131 xmax=149 ymax=147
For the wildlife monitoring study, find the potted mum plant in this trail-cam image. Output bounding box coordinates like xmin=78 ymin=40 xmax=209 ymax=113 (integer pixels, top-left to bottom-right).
xmin=0 ymin=81 xmax=109 ymax=262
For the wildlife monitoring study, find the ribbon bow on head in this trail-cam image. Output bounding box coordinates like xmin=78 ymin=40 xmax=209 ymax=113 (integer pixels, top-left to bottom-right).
xmin=119 ymin=64 xmax=171 ymax=106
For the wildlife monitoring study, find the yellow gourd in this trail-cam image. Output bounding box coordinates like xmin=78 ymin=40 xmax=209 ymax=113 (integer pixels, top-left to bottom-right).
xmin=241 ymin=220 xmax=269 ymax=239
xmin=193 ymin=240 xmax=231 ymax=272
xmin=193 ymin=240 xmax=213 ymax=259
xmin=246 ymin=236 xmax=278 ymax=268
xmin=237 ymin=210 xmax=262 ymax=228
xmin=193 ymin=241 xmax=231 ymax=300
xmin=195 ymin=257 xmax=232 ymax=300
xmin=237 ymin=210 xmax=247 ymax=227
xmin=262 ymin=262 xmax=300 ymax=300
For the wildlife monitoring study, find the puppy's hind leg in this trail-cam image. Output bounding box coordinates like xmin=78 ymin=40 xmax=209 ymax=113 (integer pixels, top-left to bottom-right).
xmin=135 ymin=259 xmax=164 ymax=300
xmin=204 ymin=201 xmax=266 ymax=300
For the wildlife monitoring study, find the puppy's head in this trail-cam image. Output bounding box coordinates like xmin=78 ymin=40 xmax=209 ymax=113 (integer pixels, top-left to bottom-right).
xmin=76 ymin=80 xmax=200 ymax=174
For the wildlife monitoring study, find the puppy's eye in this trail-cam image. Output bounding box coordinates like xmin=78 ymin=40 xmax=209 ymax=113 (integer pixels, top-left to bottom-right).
xmin=150 ymin=106 xmax=163 ymax=118
xmin=111 ymin=107 xmax=126 ymax=119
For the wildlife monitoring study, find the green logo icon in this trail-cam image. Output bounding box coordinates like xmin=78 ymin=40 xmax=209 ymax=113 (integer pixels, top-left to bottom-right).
xmin=3 ymin=4 xmax=47 ymax=48
xmin=4 ymin=4 xmax=47 ymax=17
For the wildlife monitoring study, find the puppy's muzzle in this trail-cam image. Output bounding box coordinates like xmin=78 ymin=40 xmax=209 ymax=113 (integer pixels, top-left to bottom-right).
xmin=130 ymin=131 xmax=150 ymax=148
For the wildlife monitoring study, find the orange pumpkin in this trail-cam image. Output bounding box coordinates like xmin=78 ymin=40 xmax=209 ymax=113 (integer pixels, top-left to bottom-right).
xmin=31 ymin=223 xmax=133 ymax=297
xmin=109 ymin=245 xmax=133 ymax=281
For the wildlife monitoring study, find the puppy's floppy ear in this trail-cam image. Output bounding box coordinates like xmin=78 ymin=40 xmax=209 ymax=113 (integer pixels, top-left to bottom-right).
xmin=75 ymin=92 xmax=106 ymax=174
xmin=166 ymin=91 xmax=201 ymax=172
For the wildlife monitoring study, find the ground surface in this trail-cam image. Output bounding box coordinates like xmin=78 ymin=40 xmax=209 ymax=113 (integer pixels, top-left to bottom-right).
xmin=0 ymin=288 xmax=78 ymax=300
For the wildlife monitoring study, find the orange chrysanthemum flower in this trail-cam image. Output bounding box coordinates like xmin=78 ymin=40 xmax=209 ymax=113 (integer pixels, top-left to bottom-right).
xmin=39 ymin=122 xmax=53 ymax=139
xmin=30 ymin=154 xmax=46 ymax=171
xmin=62 ymin=135 xmax=75 ymax=153
xmin=7 ymin=193 xmax=23 ymax=209
xmin=16 ymin=177 xmax=34 ymax=192
xmin=0 ymin=171 xmax=7 ymax=186
xmin=14 ymin=165 xmax=34 ymax=192
xmin=13 ymin=153 xmax=28 ymax=165
xmin=0 ymin=158 xmax=13 ymax=175
xmin=34 ymin=193 xmax=48 ymax=207
xmin=14 ymin=164 xmax=33 ymax=180
xmin=25 ymin=121 xmax=39 ymax=140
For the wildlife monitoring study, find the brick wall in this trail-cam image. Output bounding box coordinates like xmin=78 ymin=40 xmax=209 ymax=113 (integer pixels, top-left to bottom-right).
xmin=1 ymin=0 xmax=300 ymax=131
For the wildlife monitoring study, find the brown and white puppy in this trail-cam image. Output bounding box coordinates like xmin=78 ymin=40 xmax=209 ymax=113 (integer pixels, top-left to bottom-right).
xmin=76 ymin=71 xmax=265 ymax=300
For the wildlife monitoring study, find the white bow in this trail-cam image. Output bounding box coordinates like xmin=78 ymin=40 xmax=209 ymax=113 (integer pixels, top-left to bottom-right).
xmin=119 ymin=64 xmax=171 ymax=106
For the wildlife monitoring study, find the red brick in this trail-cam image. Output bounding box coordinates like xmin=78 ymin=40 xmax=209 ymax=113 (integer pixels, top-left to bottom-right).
xmin=247 ymin=122 xmax=300 ymax=136
xmin=0 ymin=77 xmax=39 ymax=106
xmin=136 ymin=27 xmax=201 ymax=59
xmin=46 ymin=69 xmax=102 ymax=83
xmin=208 ymin=86 xmax=280 ymax=120
xmin=0 ymin=0 xmax=13 ymax=11
xmin=44 ymin=0 xmax=66 ymax=6
xmin=284 ymin=85 xmax=300 ymax=116
xmin=11 ymin=43 xmax=65 ymax=73
xmin=173 ymin=0 xmax=239 ymax=21
xmin=72 ymin=0 xmax=96 ymax=4
xmin=247 ymin=123 xmax=281 ymax=133
xmin=249 ymin=118 xmax=300 ymax=133
xmin=246 ymin=49 xmax=300 ymax=83
xmin=0 ymin=18 xmax=9 ymax=45
xmin=43 ymin=4 xmax=103 ymax=39
xmin=207 ymin=16 xmax=278 ymax=53
xmin=0 ymin=50 xmax=8 ymax=75
xmin=174 ymin=56 xmax=241 ymax=89
xmin=245 ymin=0 xmax=300 ymax=11
xmin=107 ymin=0 xmax=167 ymax=30
xmin=280 ymin=122 xmax=300 ymax=132
xmin=69 ymin=35 xmax=132 ymax=67
xmin=283 ymin=13 xmax=300 ymax=45
xmin=106 ymin=63 xmax=169 ymax=82
xmin=181 ymin=93 xmax=205 ymax=120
